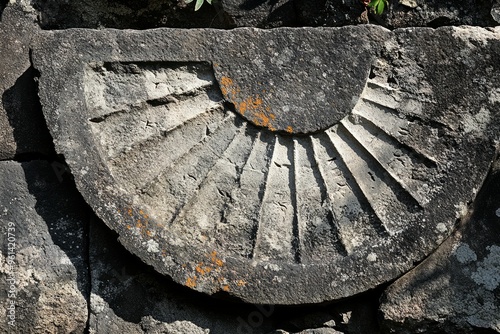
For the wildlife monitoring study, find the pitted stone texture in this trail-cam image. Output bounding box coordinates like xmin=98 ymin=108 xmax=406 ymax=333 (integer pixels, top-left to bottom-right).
xmin=0 ymin=7 xmax=54 ymax=160
xmin=33 ymin=26 xmax=499 ymax=304
xmin=296 ymin=0 xmax=498 ymax=28
xmin=380 ymin=158 xmax=500 ymax=333
xmin=88 ymin=218 xmax=276 ymax=334
xmin=0 ymin=160 xmax=89 ymax=333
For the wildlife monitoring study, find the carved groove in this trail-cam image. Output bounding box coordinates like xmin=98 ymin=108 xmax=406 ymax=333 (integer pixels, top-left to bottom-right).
xmin=85 ymin=61 xmax=448 ymax=268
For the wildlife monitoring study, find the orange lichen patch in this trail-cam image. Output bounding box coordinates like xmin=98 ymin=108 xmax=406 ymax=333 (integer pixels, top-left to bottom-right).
xmin=127 ymin=208 xmax=133 ymax=216
xmin=185 ymin=276 xmax=197 ymax=288
xmin=252 ymin=112 xmax=277 ymax=131
xmin=195 ymin=263 xmax=213 ymax=275
xmin=286 ymin=126 xmax=293 ymax=133
xmin=222 ymin=285 xmax=230 ymax=292
xmin=210 ymin=251 xmax=224 ymax=267
xmin=236 ymin=96 xmax=264 ymax=115
xmin=220 ymin=76 xmax=240 ymax=97
xmin=126 ymin=225 xmax=132 ymax=230
xmin=237 ymin=280 xmax=247 ymax=287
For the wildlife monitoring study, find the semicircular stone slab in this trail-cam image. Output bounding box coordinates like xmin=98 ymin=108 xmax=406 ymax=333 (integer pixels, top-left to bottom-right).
xmin=32 ymin=26 xmax=500 ymax=304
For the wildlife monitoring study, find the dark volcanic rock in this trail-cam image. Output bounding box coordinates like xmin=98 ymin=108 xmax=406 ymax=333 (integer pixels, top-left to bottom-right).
xmin=379 ymin=156 xmax=500 ymax=333
xmin=32 ymin=26 xmax=499 ymax=304
xmin=0 ymin=160 xmax=89 ymax=333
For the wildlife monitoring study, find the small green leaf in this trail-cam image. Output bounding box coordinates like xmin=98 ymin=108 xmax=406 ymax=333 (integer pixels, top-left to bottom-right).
xmin=185 ymin=0 xmax=194 ymax=3
xmin=206 ymin=0 xmax=212 ymax=4
xmin=368 ymin=0 xmax=387 ymax=15
xmin=194 ymin=0 xmax=204 ymax=10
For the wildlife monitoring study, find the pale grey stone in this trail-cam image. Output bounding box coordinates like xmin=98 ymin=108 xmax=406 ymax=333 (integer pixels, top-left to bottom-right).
xmin=32 ymin=25 xmax=499 ymax=304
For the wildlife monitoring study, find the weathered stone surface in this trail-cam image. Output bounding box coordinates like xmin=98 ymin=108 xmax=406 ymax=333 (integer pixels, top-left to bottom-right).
xmin=383 ymin=0 xmax=498 ymax=28
xmin=379 ymin=156 xmax=500 ymax=333
xmin=88 ymin=217 xmax=276 ymax=334
xmin=32 ymin=26 xmax=499 ymax=304
xmin=90 ymin=214 xmax=384 ymax=334
xmin=296 ymin=0 xmax=498 ymax=28
xmin=0 ymin=6 xmax=54 ymax=160
xmin=0 ymin=160 xmax=89 ymax=333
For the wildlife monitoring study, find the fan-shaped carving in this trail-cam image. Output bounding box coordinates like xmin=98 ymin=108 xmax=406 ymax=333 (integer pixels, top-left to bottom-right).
xmin=86 ymin=61 xmax=447 ymax=265
xmin=33 ymin=27 xmax=498 ymax=304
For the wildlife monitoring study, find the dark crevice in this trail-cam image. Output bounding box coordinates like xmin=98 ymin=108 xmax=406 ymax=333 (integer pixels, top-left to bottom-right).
xmin=83 ymin=215 xmax=93 ymax=334
xmin=0 ymin=0 xmax=7 ymax=21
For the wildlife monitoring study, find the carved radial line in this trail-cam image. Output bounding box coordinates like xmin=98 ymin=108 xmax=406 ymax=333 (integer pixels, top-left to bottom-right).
xmin=252 ymin=136 xmax=296 ymax=262
xmin=92 ymin=92 xmax=222 ymax=160
xmin=217 ymin=129 xmax=276 ymax=259
xmin=88 ymin=80 xmax=213 ymax=123
xmin=308 ymin=137 xmax=350 ymax=256
xmin=362 ymin=81 xmax=400 ymax=110
xmin=138 ymin=114 xmax=239 ymax=223
xmin=251 ymin=133 xmax=278 ymax=259
xmin=324 ymin=129 xmax=394 ymax=235
xmin=352 ymin=112 xmax=437 ymax=168
xmin=85 ymin=62 xmax=217 ymax=120
xmin=170 ymin=123 xmax=255 ymax=236
xmin=295 ymin=137 xmax=349 ymax=260
xmin=291 ymin=139 xmax=302 ymax=264
xmin=109 ymin=109 xmax=227 ymax=192
xmin=352 ymin=99 xmax=438 ymax=163
xmin=340 ymin=118 xmax=426 ymax=207
xmin=332 ymin=123 xmax=425 ymax=234
xmin=312 ymin=133 xmax=389 ymax=250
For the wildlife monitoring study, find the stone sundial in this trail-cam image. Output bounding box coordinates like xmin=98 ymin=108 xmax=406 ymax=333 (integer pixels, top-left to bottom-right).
xmin=32 ymin=26 xmax=498 ymax=304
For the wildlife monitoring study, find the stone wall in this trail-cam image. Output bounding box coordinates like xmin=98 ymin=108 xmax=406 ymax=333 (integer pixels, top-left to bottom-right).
xmin=1 ymin=1 xmax=499 ymax=333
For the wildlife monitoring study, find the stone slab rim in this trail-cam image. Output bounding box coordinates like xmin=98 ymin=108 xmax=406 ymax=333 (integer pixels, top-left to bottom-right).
xmin=32 ymin=26 xmax=499 ymax=304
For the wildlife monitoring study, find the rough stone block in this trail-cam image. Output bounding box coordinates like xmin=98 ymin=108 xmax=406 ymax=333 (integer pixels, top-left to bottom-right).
xmin=0 ymin=7 xmax=54 ymax=160
xmin=0 ymin=160 xmax=89 ymax=333
xmin=88 ymin=217 xmax=276 ymax=334
xmin=379 ymin=157 xmax=500 ymax=333
xmin=32 ymin=26 xmax=499 ymax=304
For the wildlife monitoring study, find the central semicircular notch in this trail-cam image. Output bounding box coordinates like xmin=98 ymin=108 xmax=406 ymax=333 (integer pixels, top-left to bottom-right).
xmin=217 ymin=74 xmax=354 ymax=135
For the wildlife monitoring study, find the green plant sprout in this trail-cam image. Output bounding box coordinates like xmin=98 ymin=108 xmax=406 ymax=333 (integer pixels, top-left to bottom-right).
xmin=368 ymin=0 xmax=388 ymax=14
xmin=185 ymin=0 xmax=213 ymax=11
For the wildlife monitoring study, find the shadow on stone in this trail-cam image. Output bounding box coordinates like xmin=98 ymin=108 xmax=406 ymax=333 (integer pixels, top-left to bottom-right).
xmin=20 ymin=159 xmax=92 ymax=302
xmin=88 ymin=217 xmax=273 ymax=332
xmin=89 ymin=216 xmax=384 ymax=333
xmin=379 ymin=155 xmax=500 ymax=333
xmin=31 ymin=0 xmax=234 ymax=29
xmin=0 ymin=0 xmax=7 ymax=20
xmin=2 ymin=67 xmax=55 ymax=159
